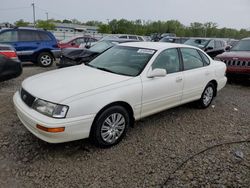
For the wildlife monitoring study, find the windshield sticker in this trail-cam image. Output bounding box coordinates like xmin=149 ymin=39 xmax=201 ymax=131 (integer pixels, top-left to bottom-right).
xmin=137 ymin=49 xmax=155 ymax=54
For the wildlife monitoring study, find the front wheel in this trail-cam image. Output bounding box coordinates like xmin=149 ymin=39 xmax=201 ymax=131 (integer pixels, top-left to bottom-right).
xmin=197 ymin=83 xmax=215 ymax=108
xmin=37 ymin=52 xmax=54 ymax=67
xmin=91 ymin=106 xmax=130 ymax=148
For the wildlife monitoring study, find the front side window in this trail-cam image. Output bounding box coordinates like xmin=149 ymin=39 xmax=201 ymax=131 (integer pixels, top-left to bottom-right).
xmin=88 ymin=46 xmax=155 ymax=76
xmin=0 ymin=30 xmax=18 ymax=42
xmin=215 ymin=41 xmax=222 ymax=48
xmin=152 ymin=48 xmax=180 ymax=74
xmin=181 ymin=48 xmax=204 ymax=70
xmin=206 ymin=40 xmax=215 ymax=49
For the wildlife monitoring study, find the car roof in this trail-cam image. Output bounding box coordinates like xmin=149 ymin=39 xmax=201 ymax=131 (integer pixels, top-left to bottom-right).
xmin=105 ymin=38 xmax=140 ymax=43
xmin=242 ymin=37 xmax=250 ymax=40
xmin=118 ymin=42 xmax=196 ymax=50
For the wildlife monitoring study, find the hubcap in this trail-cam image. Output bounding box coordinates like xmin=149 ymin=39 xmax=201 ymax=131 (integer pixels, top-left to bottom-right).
xmin=101 ymin=113 xmax=126 ymax=144
xmin=40 ymin=55 xmax=52 ymax=66
xmin=203 ymin=86 xmax=214 ymax=106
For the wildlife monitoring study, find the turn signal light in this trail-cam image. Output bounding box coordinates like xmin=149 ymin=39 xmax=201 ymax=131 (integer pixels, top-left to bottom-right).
xmin=36 ymin=124 xmax=65 ymax=133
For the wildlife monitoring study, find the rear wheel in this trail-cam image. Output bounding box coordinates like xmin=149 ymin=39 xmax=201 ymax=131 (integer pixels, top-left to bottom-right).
xmin=197 ymin=83 xmax=215 ymax=108
xmin=91 ymin=106 xmax=130 ymax=147
xmin=37 ymin=52 xmax=53 ymax=67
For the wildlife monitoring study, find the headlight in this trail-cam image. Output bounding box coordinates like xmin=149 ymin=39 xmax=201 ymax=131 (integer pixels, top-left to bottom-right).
xmin=32 ymin=99 xmax=69 ymax=118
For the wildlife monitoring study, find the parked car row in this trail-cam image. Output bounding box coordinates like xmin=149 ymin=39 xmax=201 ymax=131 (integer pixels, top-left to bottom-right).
xmin=0 ymin=27 xmax=249 ymax=82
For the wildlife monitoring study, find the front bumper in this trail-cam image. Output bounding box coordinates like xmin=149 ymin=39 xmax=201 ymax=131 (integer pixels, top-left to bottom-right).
xmin=13 ymin=92 xmax=95 ymax=143
xmin=227 ymin=67 xmax=250 ymax=78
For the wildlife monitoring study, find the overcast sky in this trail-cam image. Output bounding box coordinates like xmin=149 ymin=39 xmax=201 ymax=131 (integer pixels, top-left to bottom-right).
xmin=0 ymin=0 xmax=249 ymax=29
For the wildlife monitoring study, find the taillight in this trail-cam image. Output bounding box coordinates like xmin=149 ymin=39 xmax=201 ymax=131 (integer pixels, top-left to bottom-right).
xmin=0 ymin=50 xmax=18 ymax=60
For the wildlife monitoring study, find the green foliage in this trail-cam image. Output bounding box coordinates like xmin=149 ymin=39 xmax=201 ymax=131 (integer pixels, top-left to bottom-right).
xmin=15 ymin=19 xmax=29 ymax=27
xmin=71 ymin=19 xmax=81 ymax=25
xmin=36 ymin=20 xmax=55 ymax=30
xmin=62 ymin=19 xmax=72 ymax=23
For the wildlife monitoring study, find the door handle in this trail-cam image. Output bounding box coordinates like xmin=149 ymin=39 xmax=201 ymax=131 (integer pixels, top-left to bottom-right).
xmin=176 ymin=77 xmax=183 ymax=82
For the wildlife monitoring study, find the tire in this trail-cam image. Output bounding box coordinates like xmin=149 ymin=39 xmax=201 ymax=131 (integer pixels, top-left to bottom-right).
xmin=37 ymin=52 xmax=54 ymax=67
xmin=197 ymin=83 xmax=215 ymax=109
xmin=91 ymin=106 xmax=130 ymax=148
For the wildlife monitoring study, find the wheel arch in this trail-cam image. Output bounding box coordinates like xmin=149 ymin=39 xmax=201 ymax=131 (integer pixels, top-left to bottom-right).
xmin=34 ymin=49 xmax=55 ymax=61
xmin=90 ymin=101 xmax=135 ymax=135
xmin=208 ymin=80 xmax=218 ymax=97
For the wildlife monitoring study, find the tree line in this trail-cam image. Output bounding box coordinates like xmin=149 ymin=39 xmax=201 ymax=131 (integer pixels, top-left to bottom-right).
xmin=14 ymin=19 xmax=250 ymax=39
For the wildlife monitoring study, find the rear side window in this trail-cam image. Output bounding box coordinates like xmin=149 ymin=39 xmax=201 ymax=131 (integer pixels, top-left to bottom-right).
xmin=199 ymin=51 xmax=210 ymax=65
xmin=129 ymin=36 xmax=137 ymax=40
xmin=181 ymin=48 xmax=204 ymax=70
xmin=0 ymin=30 xmax=18 ymax=42
xmin=38 ymin=32 xmax=51 ymax=41
xmin=119 ymin=36 xmax=127 ymax=39
xmin=19 ymin=30 xmax=40 ymax=41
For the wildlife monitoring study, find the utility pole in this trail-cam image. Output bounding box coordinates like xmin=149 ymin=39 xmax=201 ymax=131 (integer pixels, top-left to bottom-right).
xmin=46 ymin=12 xmax=48 ymax=21
xmin=31 ymin=3 xmax=36 ymax=27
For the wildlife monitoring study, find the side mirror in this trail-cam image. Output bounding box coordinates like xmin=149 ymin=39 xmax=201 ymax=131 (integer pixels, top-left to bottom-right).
xmin=147 ymin=68 xmax=167 ymax=78
xmin=71 ymin=42 xmax=76 ymax=46
xmin=225 ymin=46 xmax=231 ymax=51
xmin=85 ymin=44 xmax=91 ymax=49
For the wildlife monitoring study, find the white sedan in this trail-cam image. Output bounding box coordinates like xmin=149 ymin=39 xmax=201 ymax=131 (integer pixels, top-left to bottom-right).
xmin=13 ymin=42 xmax=227 ymax=147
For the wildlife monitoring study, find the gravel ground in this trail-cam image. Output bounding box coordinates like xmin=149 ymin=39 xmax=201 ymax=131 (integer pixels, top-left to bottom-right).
xmin=0 ymin=63 xmax=249 ymax=188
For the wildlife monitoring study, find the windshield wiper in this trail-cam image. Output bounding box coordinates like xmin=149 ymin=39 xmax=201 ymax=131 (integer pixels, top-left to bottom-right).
xmin=95 ymin=67 xmax=117 ymax=74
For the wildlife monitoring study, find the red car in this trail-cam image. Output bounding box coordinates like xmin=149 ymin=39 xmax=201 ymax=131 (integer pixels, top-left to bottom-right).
xmin=58 ymin=36 xmax=98 ymax=49
xmin=216 ymin=37 xmax=250 ymax=78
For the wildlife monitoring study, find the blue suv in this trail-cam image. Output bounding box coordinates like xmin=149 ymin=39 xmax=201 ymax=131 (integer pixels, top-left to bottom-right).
xmin=0 ymin=27 xmax=61 ymax=67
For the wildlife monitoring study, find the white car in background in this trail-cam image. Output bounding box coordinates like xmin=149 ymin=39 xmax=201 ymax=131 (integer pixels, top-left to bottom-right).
xmin=13 ymin=42 xmax=227 ymax=147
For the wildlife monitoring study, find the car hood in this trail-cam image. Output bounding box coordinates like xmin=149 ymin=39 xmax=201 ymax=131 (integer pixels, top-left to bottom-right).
xmin=216 ymin=51 xmax=250 ymax=60
xmin=62 ymin=48 xmax=97 ymax=60
xmin=22 ymin=65 xmax=132 ymax=103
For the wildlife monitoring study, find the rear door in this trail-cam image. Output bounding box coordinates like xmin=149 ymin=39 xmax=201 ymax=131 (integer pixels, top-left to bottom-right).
xmin=15 ymin=30 xmax=41 ymax=61
xmin=180 ymin=48 xmax=212 ymax=104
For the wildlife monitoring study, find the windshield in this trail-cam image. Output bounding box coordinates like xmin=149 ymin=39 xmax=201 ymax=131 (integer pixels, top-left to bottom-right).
xmin=89 ymin=41 xmax=114 ymax=53
xmin=185 ymin=39 xmax=210 ymax=48
xmin=231 ymin=40 xmax=250 ymax=51
xmin=87 ymin=46 xmax=155 ymax=76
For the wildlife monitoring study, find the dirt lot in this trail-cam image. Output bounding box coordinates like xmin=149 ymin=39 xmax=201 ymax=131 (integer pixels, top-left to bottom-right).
xmin=0 ymin=63 xmax=249 ymax=188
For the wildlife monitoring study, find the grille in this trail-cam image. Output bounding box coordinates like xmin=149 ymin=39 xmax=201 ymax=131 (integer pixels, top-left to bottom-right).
xmin=20 ymin=88 xmax=36 ymax=107
xmin=221 ymin=59 xmax=250 ymax=67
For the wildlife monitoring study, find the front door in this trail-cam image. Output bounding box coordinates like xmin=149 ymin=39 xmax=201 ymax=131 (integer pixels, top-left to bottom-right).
xmin=141 ymin=48 xmax=183 ymax=118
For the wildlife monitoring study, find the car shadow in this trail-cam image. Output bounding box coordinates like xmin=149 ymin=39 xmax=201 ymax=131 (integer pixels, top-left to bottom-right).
xmin=227 ymin=77 xmax=250 ymax=87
